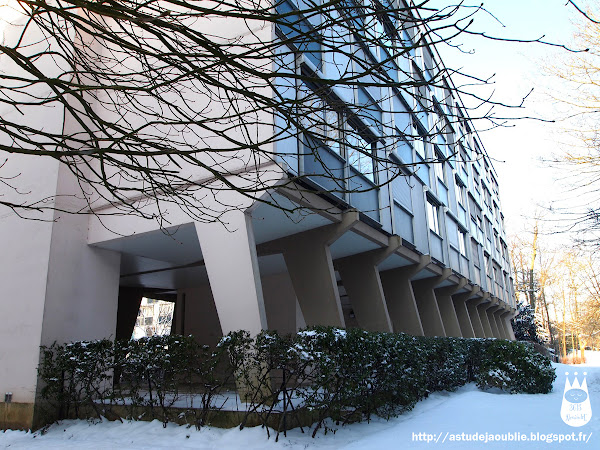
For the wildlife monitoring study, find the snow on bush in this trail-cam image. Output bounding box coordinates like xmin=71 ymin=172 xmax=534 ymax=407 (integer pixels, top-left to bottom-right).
xmin=473 ymin=340 xmax=556 ymax=394
xmin=38 ymin=328 xmax=555 ymax=437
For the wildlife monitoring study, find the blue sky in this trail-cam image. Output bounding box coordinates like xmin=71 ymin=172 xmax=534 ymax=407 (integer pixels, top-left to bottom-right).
xmin=432 ymin=0 xmax=583 ymax=233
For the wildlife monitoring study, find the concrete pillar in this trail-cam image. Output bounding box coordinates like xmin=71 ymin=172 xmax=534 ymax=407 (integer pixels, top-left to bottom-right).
xmin=476 ymin=294 xmax=494 ymax=338
xmin=259 ymin=211 xmax=359 ymax=327
xmin=174 ymin=285 xmax=223 ymax=347
xmin=412 ymin=266 xmax=451 ymax=337
xmin=496 ymin=307 xmax=514 ymax=340
xmin=435 ymin=278 xmax=467 ymax=338
xmin=465 ymin=291 xmax=486 ymax=338
xmin=296 ymin=299 xmax=306 ymax=331
xmin=195 ymin=211 xmax=267 ymax=336
xmin=478 ymin=298 xmax=498 ymax=338
xmin=451 ymin=284 xmax=478 ymax=339
xmin=261 ymin=271 xmax=298 ymax=335
xmin=485 ymin=302 xmax=502 ymax=338
xmin=493 ymin=307 xmax=508 ymax=340
xmin=284 ymin=241 xmax=344 ymax=327
xmin=336 ymin=236 xmax=401 ymax=332
xmin=503 ymin=310 xmax=517 ymax=340
xmin=379 ymin=255 xmax=429 ymax=336
xmin=116 ymin=287 xmax=144 ymax=341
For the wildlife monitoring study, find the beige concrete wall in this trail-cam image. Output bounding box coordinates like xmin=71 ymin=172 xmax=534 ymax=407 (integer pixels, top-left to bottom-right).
xmin=0 ymin=204 xmax=55 ymax=407
xmin=0 ymin=15 xmax=67 ymax=412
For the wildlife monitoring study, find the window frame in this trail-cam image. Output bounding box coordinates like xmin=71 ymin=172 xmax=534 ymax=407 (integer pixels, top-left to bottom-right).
xmin=426 ymin=198 xmax=441 ymax=235
xmin=433 ymin=147 xmax=446 ymax=183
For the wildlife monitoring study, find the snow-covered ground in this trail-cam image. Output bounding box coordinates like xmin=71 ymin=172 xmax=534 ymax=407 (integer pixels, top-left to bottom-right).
xmin=3 ymin=354 xmax=600 ymax=449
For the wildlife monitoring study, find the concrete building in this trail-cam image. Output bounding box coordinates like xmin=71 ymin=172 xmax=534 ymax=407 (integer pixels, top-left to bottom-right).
xmin=0 ymin=1 xmax=516 ymax=429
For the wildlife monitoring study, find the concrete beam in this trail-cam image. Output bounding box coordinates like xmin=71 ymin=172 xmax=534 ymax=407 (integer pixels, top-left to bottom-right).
xmin=493 ymin=300 xmax=510 ymax=339
xmin=261 ymin=272 xmax=298 ymax=335
xmin=174 ymin=286 xmax=223 ymax=347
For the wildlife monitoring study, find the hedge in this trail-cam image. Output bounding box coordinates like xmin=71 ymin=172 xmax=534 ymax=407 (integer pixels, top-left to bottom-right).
xmin=38 ymin=327 xmax=555 ymax=438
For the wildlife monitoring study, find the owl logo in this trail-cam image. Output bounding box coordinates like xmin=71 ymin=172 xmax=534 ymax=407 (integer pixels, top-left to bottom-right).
xmin=561 ymin=372 xmax=592 ymax=427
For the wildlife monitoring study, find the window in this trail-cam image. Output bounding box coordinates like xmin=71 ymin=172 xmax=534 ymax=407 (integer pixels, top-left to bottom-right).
xmin=365 ymin=1 xmax=385 ymax=60
xmin=459 ymin=146 xmax=468 ymax=173
xmin=458 ymin=230 xmax=467 ymax=256
xmin=485 ymin=218 xmax=492 ymax=240
xmin=473 ymin=168 xmax=481 ymax=191
xmin=484 ymin=254 xmax=492 ymax=277
xmin=441 ymin=80 xmax=454 ymax=116
xmin=396 ymin=28 xmax=414 ymax=78
xmin=276 ymin=0 xmax=321 ymax=68
xmin=347 ymin=130 xmax=375 ymax=182
xmin=299 ymin=84 xmax=342 ymax=155
xmin=427 ymin=199 xmax=440 ymax=234
xmin=400 ymin=26 xmax=416 ymax=57
xmin=471 ymin=239 xmax=480 ymax=267
xmin=433 ymin=148 xmax=445 ymax=182
xmin=396 ymin=133 xmax=413 ymax=164
xmin=299 ymin=82 xmax=376 ymax=185
xmin=414 ymin=122 xmax=427 ymax=158
xmin=413 ymin=65 xmax=429 ymax=107
xmin=455 ymin=179 xmax=465 ymax=208
xmin=357 ymin=86 xmax=382 ymax=132
xmin=483 ymin=186 xmax=492 ymax=207
xmin=423 ymin=47 xmax=435 ymax=81
xmin=393 ymin=94 xmax=411 ymax=133
xmin=158 ymin=314 xmax=172 ymax=325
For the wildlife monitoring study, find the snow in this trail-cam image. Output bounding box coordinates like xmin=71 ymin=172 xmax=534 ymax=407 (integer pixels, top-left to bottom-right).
xmin=3 ymin=354 xmax=600 ymax=449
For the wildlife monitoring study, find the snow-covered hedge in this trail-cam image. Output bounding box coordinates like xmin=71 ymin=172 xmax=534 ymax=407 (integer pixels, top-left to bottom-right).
xmin=473 ymin=339 xmax=556 ymax=394
xmin=38 ymin=328 xmax=555 ymax=436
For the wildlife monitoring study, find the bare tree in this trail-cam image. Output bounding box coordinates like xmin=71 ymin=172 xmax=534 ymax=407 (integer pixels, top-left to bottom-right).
xmin=0 ymin=1 xmax=585 ymax=226
xmin=509 ymin=219 xmax=557 ymax=348
xmin=541 ymin=4 xmax=600 ymax=243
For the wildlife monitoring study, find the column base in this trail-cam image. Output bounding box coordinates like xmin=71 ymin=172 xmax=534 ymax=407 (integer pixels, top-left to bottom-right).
xmin=1 ymin=402 xmax=35 ymax=430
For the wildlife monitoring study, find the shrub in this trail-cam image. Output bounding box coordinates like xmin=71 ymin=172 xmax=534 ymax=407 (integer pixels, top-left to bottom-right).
xmin=474 ymin=340 xmax=556 ymax=394
xmin=38 ymin=328 xmax=556 ymax=436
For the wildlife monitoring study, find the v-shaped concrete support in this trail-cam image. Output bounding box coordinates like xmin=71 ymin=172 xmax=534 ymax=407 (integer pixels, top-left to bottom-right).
xmin=335 ymin=236 xmax=402 ymax=332
xmin=412 ymin=267 xmax=452 ymax=337
xmin=379 ymin=254 xmax=430 ymax=336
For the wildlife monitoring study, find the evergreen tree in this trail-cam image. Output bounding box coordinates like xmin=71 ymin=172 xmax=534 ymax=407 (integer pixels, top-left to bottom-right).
xmin=511 ymin=302 xmax=544 ymax=345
